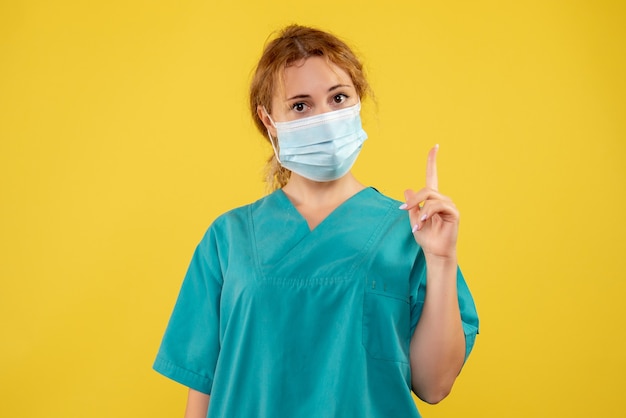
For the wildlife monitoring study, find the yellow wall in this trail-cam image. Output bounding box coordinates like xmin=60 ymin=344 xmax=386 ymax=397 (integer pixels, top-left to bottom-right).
xmin=1 ymin=1 xmax=624 ymax=417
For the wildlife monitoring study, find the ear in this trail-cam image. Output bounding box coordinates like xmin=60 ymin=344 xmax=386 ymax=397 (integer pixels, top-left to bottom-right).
xmin=257 ymin=105 xmax=277 ymax=138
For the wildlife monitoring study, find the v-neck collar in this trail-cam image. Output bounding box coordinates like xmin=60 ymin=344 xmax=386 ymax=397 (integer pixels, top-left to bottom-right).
xmin=275 ymin=186 xmax=376 ymax=233
xmin=249 ymin=186 xmax=396 ymax=281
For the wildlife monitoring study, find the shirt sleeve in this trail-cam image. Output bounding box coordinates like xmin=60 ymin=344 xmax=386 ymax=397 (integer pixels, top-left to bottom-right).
xmin=153 ymin=225 xmax=223 ymax=394
xmin=409 ymin=250 xmax=480 ymax=362
xmin=455 ymin=266 xmax=479 ymax=361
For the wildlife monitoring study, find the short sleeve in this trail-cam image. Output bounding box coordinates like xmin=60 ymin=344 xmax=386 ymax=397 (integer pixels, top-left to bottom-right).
xmin=409 ymin=250 xmax=479 ymax=362
xmin=456 ymin=266 xmax=479 ymax=360
xmin=153 ymin=226 xmax=223 ymax=394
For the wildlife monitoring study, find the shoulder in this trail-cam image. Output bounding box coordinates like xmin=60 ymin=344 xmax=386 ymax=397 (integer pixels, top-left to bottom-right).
xmin=362 ymin=187 xmax=407 ymax=222
xmin=364 ymin=187 xmax=417 ymax=242
xmin=366 ymin=187 xmax=403 ymax=207
xmin=198 ymin=192 xmax=279 ymax=241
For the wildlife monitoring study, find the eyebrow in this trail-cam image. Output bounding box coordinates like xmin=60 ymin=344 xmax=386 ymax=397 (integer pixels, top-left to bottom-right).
xmin=286 ymin=84 xmax=353 ymax=101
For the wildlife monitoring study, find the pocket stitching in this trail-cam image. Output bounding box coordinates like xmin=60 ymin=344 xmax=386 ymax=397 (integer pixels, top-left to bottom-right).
xmin=362 ymin=290 xmax=411 ymax=363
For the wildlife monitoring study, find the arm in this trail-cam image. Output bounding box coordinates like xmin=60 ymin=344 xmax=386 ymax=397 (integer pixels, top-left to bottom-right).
xmin=409 ymin=255 xmax=465 ymax=404
xmin=401 ymin=145 xmax=466 ymax=404
xmin=184 ymin=389 xmax=210 ymax=418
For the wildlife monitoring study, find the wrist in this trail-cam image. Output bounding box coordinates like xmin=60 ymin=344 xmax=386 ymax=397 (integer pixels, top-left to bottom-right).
xmin=424 ymin=251 xmax=457 ymax=268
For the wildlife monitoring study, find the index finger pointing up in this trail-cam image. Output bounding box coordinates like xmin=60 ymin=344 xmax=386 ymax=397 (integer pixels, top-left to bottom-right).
xmin=426 ymin=144 xmax=439 ymax=191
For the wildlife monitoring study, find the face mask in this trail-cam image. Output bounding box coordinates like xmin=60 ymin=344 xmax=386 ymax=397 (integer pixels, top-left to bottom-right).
xmin=264 ymin=102 xmax=368 ymax=182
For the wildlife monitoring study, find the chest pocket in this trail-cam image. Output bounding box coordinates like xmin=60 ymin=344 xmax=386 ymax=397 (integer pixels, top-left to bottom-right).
xmin=362 ymin=279 xmax=411 ymax=363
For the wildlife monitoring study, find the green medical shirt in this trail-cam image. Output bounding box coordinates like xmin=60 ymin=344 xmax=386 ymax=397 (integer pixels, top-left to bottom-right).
xmin=154 ymin=187 xmax=479 ymax=417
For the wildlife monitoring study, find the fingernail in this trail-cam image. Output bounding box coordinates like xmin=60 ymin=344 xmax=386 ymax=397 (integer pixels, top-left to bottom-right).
xmin=399 ymin=203 xmax=408 ymax=210
xmin=420 ymin=214 xmax=427 ymax=222
xmin=412 ymin=224 xmax=419 ymax=233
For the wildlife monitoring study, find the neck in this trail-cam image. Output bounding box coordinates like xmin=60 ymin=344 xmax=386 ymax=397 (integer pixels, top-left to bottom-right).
xmin=282 ymin=172 xmax=365 ymax=208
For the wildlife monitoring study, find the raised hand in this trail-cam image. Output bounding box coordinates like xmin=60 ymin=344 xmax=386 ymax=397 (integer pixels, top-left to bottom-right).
xmin=399 ymin=145 xmax=459 ymax=260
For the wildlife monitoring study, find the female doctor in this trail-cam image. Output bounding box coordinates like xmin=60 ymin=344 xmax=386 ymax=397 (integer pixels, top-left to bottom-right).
xmin=154 ymin=24 xmax=478 ymax=418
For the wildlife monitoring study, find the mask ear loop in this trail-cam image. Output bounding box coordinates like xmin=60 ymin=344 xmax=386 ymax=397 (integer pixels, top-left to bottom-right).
xmin=262 ymin=107 xmax=282 ymax=164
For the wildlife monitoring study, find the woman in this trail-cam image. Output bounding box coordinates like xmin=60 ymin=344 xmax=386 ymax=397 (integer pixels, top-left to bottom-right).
xmin=154 ymin=25 xmax=479 ymax=418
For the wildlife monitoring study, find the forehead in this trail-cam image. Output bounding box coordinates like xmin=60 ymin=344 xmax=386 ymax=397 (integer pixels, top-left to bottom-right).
xmin=280 ymin=56 xmax=353 ymax=96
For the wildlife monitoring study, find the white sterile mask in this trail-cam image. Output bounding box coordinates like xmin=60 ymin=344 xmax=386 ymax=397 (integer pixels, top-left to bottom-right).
xmin=264 ymin=102 xmax=368 ymax=182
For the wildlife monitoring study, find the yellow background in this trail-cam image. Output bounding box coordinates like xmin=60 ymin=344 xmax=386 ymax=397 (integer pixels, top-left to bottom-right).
xmin=1 ymin=1 xmax=624 ymax=417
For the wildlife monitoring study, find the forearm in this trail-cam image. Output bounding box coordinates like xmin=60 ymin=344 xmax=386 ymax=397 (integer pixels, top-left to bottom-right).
xmin=410 ymin=254 xmax=465 ymax=404
xmin=184 ymin=389 xmax=210 ymax=418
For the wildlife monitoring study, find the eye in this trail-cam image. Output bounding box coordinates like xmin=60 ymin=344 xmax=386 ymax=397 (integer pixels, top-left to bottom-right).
xmin=332 ymin=93 xmax=349 ymax=105
xmin=292 ymin=102 xmax=308 ymax=113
